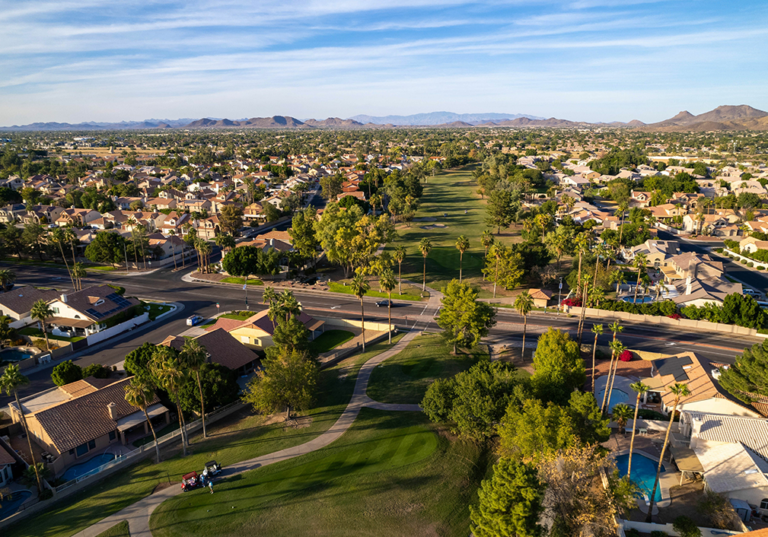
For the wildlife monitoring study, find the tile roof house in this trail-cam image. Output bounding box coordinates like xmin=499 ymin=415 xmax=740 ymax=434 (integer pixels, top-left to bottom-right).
xmin=661 ymin=252 xmax=741 ymax=306
xmin=621 ymin=239 xmax=679 ymax=269
xmin=205 ymin=310 xmax=325 ymax=349
xmin=46 ymin=285 xmax=141 ymax=336
xmin=10 ymin=377 xmax=169 ymax=477
xmin=160 ymin=327 xmax=258 ymax=372
xmin=0 ymin=286 xmax=60 ymax=322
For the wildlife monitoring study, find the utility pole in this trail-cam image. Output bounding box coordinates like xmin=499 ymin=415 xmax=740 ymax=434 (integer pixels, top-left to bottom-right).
xmin=558 ymin=277 xmax=563 ymax=312
xmin=124 ymin=243 xmax=129 ymax=272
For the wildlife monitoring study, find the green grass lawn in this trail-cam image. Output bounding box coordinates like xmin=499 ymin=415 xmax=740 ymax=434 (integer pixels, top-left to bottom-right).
xmin=18 ymin=327 xmax=84 ymax=343
xmin=95 ymin=520 xmax=130 ymax=537
xmin=219 ymin=311 xmax=254 ymax=321
xmin=383 ymin=166 xmax=524 ymax=297
xmin=328 ymin=281 xmax=424 ymax=301
xmin=151 ymin=409 xmax=489 ymax=537
xmin=367 ymin=333 xmax=487 ymax=404
xmin=145 ymin=303 xmax=173 ymax=321
xmin=221 ymin=277 xmax=264 ymax=286
xmin=86 ymin=265 xmax=120 ymax=272
xmin=309 ymin=329 xmax=355 ymax=354
xmin=4 ymin=336 xmax=404 ymax=537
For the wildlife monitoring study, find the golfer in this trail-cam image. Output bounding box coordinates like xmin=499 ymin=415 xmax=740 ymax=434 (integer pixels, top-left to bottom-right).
xmin=208 ymin=480 xmax=214 ymax=494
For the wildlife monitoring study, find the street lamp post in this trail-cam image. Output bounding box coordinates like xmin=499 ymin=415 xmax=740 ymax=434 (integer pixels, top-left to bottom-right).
xmin=558 ymin=277 xmax=563 ymax=312
xmin=244 ymin=273 xmax=249 ymax=310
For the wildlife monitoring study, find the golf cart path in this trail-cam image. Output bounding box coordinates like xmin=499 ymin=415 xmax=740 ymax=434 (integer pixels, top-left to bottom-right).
xmin=72 ymin=331 xmax=423 ymax=537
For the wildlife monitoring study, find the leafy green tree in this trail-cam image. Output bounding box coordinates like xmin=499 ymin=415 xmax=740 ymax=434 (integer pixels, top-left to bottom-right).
xmin=84 ymin=231 xmax=127 ymax=265
xmin=0 ymin=365 xmax=42 ymax=492
xmin=177 ymin=362 xmax=240 ymax=416
xmin=151 ymin=346 xmax=190 ymax=454
xmin=180 ymin=338 xmax=209 ymax=438
xmin=566 ymin=390 xmax=610 ymax=445
xmin=242 ymin=348 xmax=318 ymax=419
xmin=219 ymin=205 xmax=243 ymax=235
xmin=497 ymin=399 xmax=577 ymax=460
xmin=263 ymin=202 xmax=281 ymax=222
xmin=271 ymin=317 xmax=312 ymax=355
xmin=470 ymin=458 xmax=545 ymax=537
xmin=82 ymin=363 xmax=109 ymax=379
xmin=319 ymin=173 xmax=343 ymax=200
xmin=719 ymin=339 xmax=768 ymax=404
xmin=23 ymin=223 xmax=47 ymax=261
xmin=51 ymin=360 xmax=83 ymax=386
xmin=673 ymin=516 xmax=701 ymax=537
xmin=124 ymin=377 xmax=161 ymax=463
xmin=288 ymin=207 xmax=319 ymax=266
xmin=124 ymin=342 xmax=156 ymax=379
xmin=3 ymin=226 xmax=24 ymax=258
xmin=437 ymin=280 xmax=496 ymax=354
xmin=483 ymin=243 xmax=524 ymax=298
xmin=531 ymin=328 xmax=586 ymax=405
xmin=422 ymin=360 xmax=523 ymax=441
xmin=222 ymin=245 xmax=280 ymax=278
xmin=486 ymin=184 xmax=523 ymax=234
xmin=0 ymin=269 xmax=16 ymax=292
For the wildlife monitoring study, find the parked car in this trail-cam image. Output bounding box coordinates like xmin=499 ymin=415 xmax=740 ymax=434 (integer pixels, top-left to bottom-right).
xmin=203 ymin=460 xmax=222 ymax=478
xmin=186 ymin=315 xmax=203 ymax=326
xmin=181 ymin=471 xmax=203 ymax=492
xmin=375 ymin=300 xmax=393 ymax=307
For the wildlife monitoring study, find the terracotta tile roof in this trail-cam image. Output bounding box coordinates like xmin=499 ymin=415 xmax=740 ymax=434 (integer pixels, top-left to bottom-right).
xmin=33 ymin=377 xmax=159 ymax=454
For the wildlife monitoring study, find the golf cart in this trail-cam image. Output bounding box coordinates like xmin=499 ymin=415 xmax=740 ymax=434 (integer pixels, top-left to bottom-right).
xmin=203 ymin=460 xmax=223 ymax=477
xmin=181 ymin=471 xmax=203 ymax=492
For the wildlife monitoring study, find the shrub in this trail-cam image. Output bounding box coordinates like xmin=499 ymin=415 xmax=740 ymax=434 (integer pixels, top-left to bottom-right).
xmin=650 ymin=531 xmax=668 ymax=537
xmin=107 ymin=284 xmax=126 ymax=295
xmin=715 ymin=247 xmax=723 ymax=253
xmin=625 ymin=529 xmax=641 ymax=537
xmin=562 ymin=298 xmax=581 ymax=307
xmin=619 ymin=349 xmax=632 ymax=362
xmin=673 ymin=516 xmax=702 ymax=537
xmin=82 ymin=363 xmax=110 ymax=379
xmin=38 ymin=489 xmax=53 ymax=501
xmin=748 ymin=262 xmax=754 ymax=267
xmin=741 ymin=259 xmax=747 ymax=264
xmin=668 ymin=313 xmax=682 ymax=320
xmin=51 ymin=360 xmax=83 ymax=386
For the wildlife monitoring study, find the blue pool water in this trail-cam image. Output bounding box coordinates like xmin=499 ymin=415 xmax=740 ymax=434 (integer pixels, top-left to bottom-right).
xmin=0 ymin=349 xmax=32 ymax=362
xmin=622 ymin=296 xmax=654 ymax=304
xmin=597 ymin=388 xmax=631 ymax=411
xmin=615 ymin=453 xmax=665 ymax=502
xmin=62 ymin=453 xmax=116 ymax=481
xmin=0 ymin=490 xmax=32 ymax=519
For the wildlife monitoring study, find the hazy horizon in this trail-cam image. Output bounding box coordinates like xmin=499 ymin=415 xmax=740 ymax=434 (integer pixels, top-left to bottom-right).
xmin=2 ymin=0 xmax=767 ymax=125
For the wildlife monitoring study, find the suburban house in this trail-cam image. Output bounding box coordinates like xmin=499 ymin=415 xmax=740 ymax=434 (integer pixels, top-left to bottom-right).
xmin=677 ymin=411 xmax=768 ymax=522
xmin=45 ymin=285 xmax=141 ymax=337
xmin=629 ymin=190 xmax=652 ymax=208
xmin=621 ymin=239 xmax=680 ymax=269
xmin=0 ymin=442 xmax=16 ymax=487
xmin=527 ymin=289 xmax=552 ymax=308
xmin=0 ymin=204 xmax=27 ymax=224
xmin=739 ymin=235 xmax=768 ymax=254
xmin=683 ymin=213 xmax=741 ymax=237
xmin=55 ymin=208 xmax=102 ymax=227
xmin=0 ymin=286 xmax=60 ymax=327
xmin=205 ymin=310 xmax=325 ymax=349
xmin=193 ymin=215 xmax=220 ymax=240
xmin=8 ymin=377 xmax=169 ymax=478
xmin=662 ymin=252 xmax=742 ymax=307
xmin=160 ymin=327 xmax=259 ymax=373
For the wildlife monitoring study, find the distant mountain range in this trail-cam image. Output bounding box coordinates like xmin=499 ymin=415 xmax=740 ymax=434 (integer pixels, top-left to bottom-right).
xmin=2 ymin=106 xmax=766 ymax=131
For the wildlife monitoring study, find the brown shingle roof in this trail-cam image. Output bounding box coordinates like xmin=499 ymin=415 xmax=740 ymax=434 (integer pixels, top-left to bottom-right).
xmin=0 ymin=443 xmax=15 ymax=466
xmin=57 ymin=285 xmax=140 ymax=322
xmin=0 ymin=287 xmax=59 ymax=316
xmin=33 ymin=377 xmax=159 ymax=453
xmin=161 ymin=328 xmax=257 ymax=370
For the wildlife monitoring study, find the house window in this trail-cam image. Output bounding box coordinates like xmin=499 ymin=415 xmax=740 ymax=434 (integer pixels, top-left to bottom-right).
xmin=761 ymin=499 xmax=768 ymax=510
xmin=76 ymin=443 xmax=89 ymax=457
xmin=109 ymin=431 xmax=116 ymax=441
xmin=240 ymin=336 xmax=250 ymax=344
xmin=88 ymin=439 xmax=96 ymax=450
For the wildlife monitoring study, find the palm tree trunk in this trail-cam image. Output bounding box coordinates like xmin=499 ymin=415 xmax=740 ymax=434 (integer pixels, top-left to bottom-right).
xmin=143 ymin=408 xmax=161 ymax=463
xmin=58 ymin=243 xmax=76 ymax=291
xmin=576 ymin=251 xmax=583 ymax=297
xmin=387 ymin=292 xmax=392 ymax=344
xmin=601 ymin=351 xmax=615 ymax=414
xmin=196 ymin=371 xmax=207 ymax=439
xmin=15 ymin=392 xmax=42 ymax=492
xmin=646 ymin=398 xmax=680 ymax=522
xmin=459 ymin=252 xmax=463 ymax=283
xmin=181 ymin=243 xmax=186 ymax=268
xmin=398 ymin=263 xmax=402 ymax=295
xmin=140 ymin=238 xmax=147 ymax=271
xmin=521 ymin=315 xmax=527 ymax=359
xmin=493 ymin=257 xmax=499 ymax=298
xmin=175 ymin=401 xmax=187 ymax=456
xmin=627 ymin=393 xmax=642 ymax=479
xmin=41 ymin=320 xmax=50 ymax=351
xmin=172 ymin=243 xmax=177 ymax=270
xmin=422 ymin=257 xmax=426 ymax=292
xmin=70 ymin=241 xmax=79 ymax=288
xmin=592 ymin=334 xmax=598 ymax=393
xmin=360 ymin=297 xmax=366 ymax=352
xmin=633 ymin=274 xmax=641 ymax=304
xmin=606 ymin=354 xmax=620 ymax=415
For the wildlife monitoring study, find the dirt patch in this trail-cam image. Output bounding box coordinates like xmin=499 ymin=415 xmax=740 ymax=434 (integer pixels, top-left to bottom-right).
xmin=284 ymin=416 xmax=313 ymax=430
xmin=153 ymin=481 xmax=174 ymax=494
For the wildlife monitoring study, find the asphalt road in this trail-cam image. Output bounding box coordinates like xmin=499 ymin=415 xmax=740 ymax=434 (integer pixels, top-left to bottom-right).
xmin=2 ymin=257 xmax=759 ymax=406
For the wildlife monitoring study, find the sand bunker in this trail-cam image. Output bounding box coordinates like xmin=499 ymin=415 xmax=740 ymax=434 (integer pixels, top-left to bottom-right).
xmin=422 ymin=224 xmax=447 ymax=229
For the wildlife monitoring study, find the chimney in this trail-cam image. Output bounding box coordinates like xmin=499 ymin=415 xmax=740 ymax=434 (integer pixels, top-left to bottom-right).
xmin=61 ymin=293 xmax=68 ymax=303
xmin=107 ymin=402 xmax=117 ymax=420
xmin=685 ymin=276 xmax=692 ymax=296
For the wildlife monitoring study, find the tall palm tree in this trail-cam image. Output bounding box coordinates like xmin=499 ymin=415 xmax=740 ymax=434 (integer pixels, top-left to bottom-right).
xmin=0 ymin=365 xmax=42 ymax=492
xmin=72 ymin=263 xmax=86 ymax=291
xmin=0 ymin=269 xmax=17 ymax=292
xmin=610 ymin=269 xmax=627 ymax=296
xmin=576 ymin=274 xmax=591 ymax=345
xmin=481 ymin=229 xmax=493 ymax=259
xmin=280 ymin=291 xmax=301 ymax=321
xmin=612 ymin=403 xmax=634 ymax=434
xmin=262 ymin=286 xmax=277 ymax=307
xmin=627 ymin=381 xmax=649 ymax=479
xmin=604 ymin=340 xmax=626 ymax=416
xmin=350 ymin=273 xmax=370 ymax=351
xmin=632 ymin=252 xmax=648 ymax=305
xmin=124 ymin=377 xmax=161 ymax=463
xmin=513 ymin=290 xmax=534 ymax=359
xmin=590 ymin=324 xmax=604 ymax=393
xmin=31 ymin=299 xmax=53 ymax=351
xmin=654 ymin=280 xmax=669 ymax=301
xmin=418 ymin=238 xmax=432 ymax=293
xmin=646 ymin=383 xmax=691 ymax=522
xmin=135 ymin=224 xmax=148 ymax=271
xmin=50 ymin=228 xmax=76 ymax=289
xmin=616 ymin=201 xmax=629 ymax=245
xmin=455 ymin=235 xmax=470 ymax=283
xmin=379 ymin=269 xmax=396 ymax=344
xmin=574 ymin=231 xmax=591 ymax=298
xmin=180 ymin=339 xmax=209 ymax=439
xmin=394 ymin=246 xmax=406 ymax=295
xmin=127 ymin=217 xmax=140 ymax=268
xmin=151 ymin=348 xmax=190 ymax=455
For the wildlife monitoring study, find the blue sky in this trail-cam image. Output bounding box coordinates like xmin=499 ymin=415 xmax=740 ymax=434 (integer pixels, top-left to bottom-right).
xmin=1 ymin=0 xmax=767 ymax=125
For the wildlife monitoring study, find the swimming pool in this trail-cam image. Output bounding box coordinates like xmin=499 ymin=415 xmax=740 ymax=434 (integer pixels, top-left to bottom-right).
xmin=62 ymin=453 xmax=116 ymax=481
xmin=622 ymin=296 xmax=654 ymax=304
xmin=615 ymin=453 xmax=665 ymax=502
xmin=0 ymin=349 xmax=32 ymax=362
xmin=0 ymin=490 xmax=32 ymax=520
xmin=597 ymin=388 xmax=631 ymax=411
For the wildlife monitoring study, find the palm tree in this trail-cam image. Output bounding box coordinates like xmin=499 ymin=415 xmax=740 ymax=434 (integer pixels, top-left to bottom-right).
xmin=151 ymin=348 xmax=190 ymax=455
xmin=394 ymin=246 xmax=406 ymax=295
xmin=0 ymin=269 xmax=16 ymax=292
xmin=574 ymin=231 xmax=591 ymax=298
xmin=646 ymin=383 xmax=691 ymax=522
xmin=72 ymin=263 xmax=87 ymax=292
xmin=180 ymin=339 xmax=209 ymax=439
xmin=627 ymin=381 xmax=649 ymax=479
xmin=379 ymin=269 xmax=396 ymax=344
xmin=31 ymin=299 xmax=53 ymax=351
xmin=418 ymin=238 xmax=432 ymax=293
xmin=124 ymin=377 xmax=162 ymax=463
xmin=513 ymin=290 xmax=534 ymax=359
xmin=50 ymin=228 xmax=76 ymax=289
xmin=0 ymin=365 xmax=42 ymax=492
xmin=455 ymin=235 xmax=470 ymax=283
xmin=654 ymin=280 xmax=669 ymax=301
xmin=612 ymin=403 xmax=634 ymax=435
xmin=590 ymin=324 xmax=604 ymax=393
xmin=632 ymin=253 xmax=648 ymax=305
xmin=481 ymin=229 xmax=493 ymax=259
xmin=604 ymin=340 xmax=626 ymax=416
xmin=616 ymin=201 xmax=629 ymax=245
xmin=262 ymin=286 xmax=277 ymax=307
xmin=350 ymin=273 xmax=370 ymax=351
xmin=127 ymin=217 xmax=140 ymax=268
xmin=280 ymin=291 xmax=301 ymax=321
xmin=610 ymin=269 xmax=627 ymax=296
xmin=576 ymin=274 xmax=591 ymax=345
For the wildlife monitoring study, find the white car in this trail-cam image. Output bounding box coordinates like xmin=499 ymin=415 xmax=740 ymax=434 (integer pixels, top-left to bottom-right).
xmin=186 ymin=315 xmax=203 ymax=326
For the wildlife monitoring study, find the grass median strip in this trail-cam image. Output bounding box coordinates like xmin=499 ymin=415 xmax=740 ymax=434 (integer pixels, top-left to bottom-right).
xmin=328 ymin=281 xmax=423 ymax=301
xmin=309 ymin=329 xmax=355 ymax=354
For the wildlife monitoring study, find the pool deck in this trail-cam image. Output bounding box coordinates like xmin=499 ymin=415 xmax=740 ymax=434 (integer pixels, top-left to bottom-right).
xmin=605 ymin=430 xmax=685 ymax=512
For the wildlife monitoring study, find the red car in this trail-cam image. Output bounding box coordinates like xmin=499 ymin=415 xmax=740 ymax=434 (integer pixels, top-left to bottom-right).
xmin=181 ymin=471 xmax=203 ymax=492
